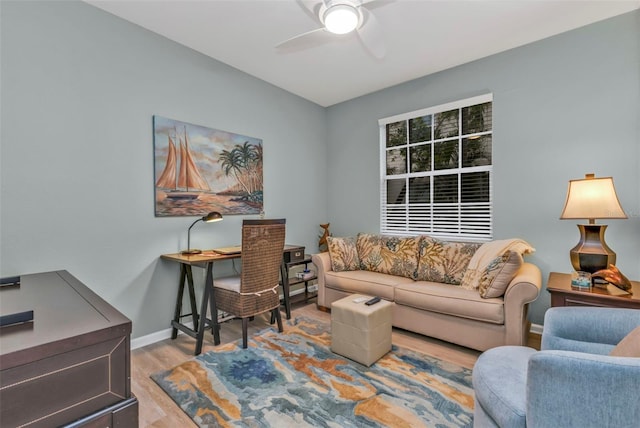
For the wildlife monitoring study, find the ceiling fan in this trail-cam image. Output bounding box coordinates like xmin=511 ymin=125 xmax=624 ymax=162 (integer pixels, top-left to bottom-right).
xmin=275 ymin=0 xmax=391 ymax=59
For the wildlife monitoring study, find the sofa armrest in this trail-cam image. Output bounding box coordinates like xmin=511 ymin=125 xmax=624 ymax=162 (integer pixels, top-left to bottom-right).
xmin=527 ymin=350 xmax=640 ymax=427
xmin=541 ymin=307 xmax=640 ymax=353
xmin=311 ymin=252 xmax=332 ymax=308
xmin=502 ymin=262 xmax=542 ymax=346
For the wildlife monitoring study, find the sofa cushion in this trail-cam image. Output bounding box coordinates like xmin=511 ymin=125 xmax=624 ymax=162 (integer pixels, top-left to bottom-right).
xmin=394 ymin=281 xmax=504 ymax=324
xmin=610 ymin=326 xmax=640 ymax=357
xmin=327 ymin=236 xmax=360 ymax=272
xmin=478 ymin=251 xmax=524 ymax=299
xmin=461 ymin=239 xmax=534 ymax=292
xmin=356 ymin=233 xmax=420 ymax=279
xmin=324 ymin=270 xmax=414 ymax=301
xmin=416 ymin=236 xmax=481 ymax=285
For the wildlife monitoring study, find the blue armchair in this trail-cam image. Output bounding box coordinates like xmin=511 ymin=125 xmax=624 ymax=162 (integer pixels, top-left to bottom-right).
xmin=472 ymin=306 xmax=640 ymax=428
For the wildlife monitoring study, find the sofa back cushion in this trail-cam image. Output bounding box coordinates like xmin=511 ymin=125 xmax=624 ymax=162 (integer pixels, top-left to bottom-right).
xmin=327 ymin=236 xmax=360 ymax=272
xmin=356 ymin=233 xmax=420 ymax=279
xmin=416 ymin=237 xmax=481 ymax=285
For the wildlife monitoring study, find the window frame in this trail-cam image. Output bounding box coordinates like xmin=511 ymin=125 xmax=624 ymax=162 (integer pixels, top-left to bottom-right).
xmin=378 ymin=93 xmax=493 ymax=241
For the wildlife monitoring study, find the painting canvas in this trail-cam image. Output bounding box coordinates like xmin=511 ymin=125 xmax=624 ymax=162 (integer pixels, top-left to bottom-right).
xmin=154 ymin=116 xmax=263 ymax=217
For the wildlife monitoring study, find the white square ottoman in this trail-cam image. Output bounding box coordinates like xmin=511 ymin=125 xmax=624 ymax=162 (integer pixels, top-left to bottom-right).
xmin=330 ymin=294 xmax=392 ymax=366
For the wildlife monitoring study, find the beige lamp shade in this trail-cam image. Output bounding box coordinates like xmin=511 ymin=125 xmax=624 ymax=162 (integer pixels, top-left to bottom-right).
xmin=560 ymin=174 xmax=627 ymax=223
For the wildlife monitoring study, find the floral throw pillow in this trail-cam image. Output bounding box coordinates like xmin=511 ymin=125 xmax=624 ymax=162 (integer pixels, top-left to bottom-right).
xmin=356 ymin=233 xmax=420 ymax=279
xmin=460 ymin=239 xmax=534 ymax=297
xmin=416 ymin=237 xmax=481 ymax=285
xmin=327 ymin=236 xmax=360 ymax=272
xmin=477 ymin=251 xmax=523 ymax=298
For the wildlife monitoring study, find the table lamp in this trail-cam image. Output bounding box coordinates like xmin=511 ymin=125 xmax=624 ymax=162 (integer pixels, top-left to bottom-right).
xmin=181 ymin=211 xmax=223 ymax=255
xmin=560 ymin=173 xmax=627 ymax=276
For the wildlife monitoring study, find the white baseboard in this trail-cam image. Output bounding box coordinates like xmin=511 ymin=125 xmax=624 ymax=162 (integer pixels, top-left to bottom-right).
xmin=131 ymin=285 xmax=319 ymax=350
xmin=530 ymin=323 xmax=543 ymax=335
xmin=131 ymin=326 xmax=175 ymax=350
xmin=131 ymin=321 xmax=195 ymax=350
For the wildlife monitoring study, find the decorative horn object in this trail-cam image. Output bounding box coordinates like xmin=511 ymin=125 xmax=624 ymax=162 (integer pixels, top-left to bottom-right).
xmin=592 ymin=264 xmax=633 ymax=293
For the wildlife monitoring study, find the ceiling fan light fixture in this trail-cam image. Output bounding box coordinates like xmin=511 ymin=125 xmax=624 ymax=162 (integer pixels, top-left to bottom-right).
xmin=323 ymin=4 xmax=360 ymax=35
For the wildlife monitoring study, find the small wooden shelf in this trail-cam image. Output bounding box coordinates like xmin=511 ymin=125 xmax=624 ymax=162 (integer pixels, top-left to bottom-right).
xmin=280 ymin=246 xmax=317 ymax=319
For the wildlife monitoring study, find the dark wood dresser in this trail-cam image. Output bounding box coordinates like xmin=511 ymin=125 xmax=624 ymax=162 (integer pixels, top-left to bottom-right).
xmin=0 ymin=270 xmax=138 ymax=427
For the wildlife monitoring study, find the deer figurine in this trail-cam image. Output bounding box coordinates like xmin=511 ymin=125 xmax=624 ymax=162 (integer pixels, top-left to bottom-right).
xmin=318 ymin=223 xmax=331 ymax=252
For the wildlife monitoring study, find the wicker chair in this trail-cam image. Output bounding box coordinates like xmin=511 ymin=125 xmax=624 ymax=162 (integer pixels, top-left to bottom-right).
xmin=213 ymin=219 xmax=286 ymax=348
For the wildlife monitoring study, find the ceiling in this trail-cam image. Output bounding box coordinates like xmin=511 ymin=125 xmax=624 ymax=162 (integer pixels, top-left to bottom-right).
xmin=85 ymin=0 xmax=640 ymax=107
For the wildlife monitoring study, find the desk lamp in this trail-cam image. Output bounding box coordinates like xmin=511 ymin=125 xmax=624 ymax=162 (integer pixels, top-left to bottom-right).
xmin=560 ymin=173 xmax=627 ymax=276
xmin=182 ymin=211 xmax=223 ymax=255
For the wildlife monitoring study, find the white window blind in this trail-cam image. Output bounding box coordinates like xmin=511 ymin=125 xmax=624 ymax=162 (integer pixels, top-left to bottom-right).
xmin=379 ymin=94 xmax=493 ymax=241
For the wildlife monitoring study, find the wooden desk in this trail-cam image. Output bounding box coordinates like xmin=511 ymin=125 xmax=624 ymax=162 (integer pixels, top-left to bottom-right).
xmin=160 ymin=251 xmax=239 ymax=355
xmin=161 ymin=245 xmax=312 ymax=355
xmin=0 ymin=270 xmax=137 ymax=427
xmin=547 ymin=272 xmax=640 ymax=309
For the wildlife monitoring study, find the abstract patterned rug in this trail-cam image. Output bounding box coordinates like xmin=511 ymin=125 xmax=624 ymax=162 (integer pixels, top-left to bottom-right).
xmin=151 ymin=317 xmax=474 ymax=427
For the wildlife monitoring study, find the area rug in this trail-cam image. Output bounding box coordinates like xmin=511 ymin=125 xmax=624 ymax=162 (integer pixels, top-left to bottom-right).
xmin=151 ymin=316 xmax=474 ymax=427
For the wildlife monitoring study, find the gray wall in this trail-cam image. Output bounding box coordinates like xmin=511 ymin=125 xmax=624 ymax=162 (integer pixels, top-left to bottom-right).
xmin=0 ymin=1 xmax=328 ymax=338
xmin=1 ymin=1 xmax=638 ymax=336
xmin=325 ymin=10 xmax=640 ymax=324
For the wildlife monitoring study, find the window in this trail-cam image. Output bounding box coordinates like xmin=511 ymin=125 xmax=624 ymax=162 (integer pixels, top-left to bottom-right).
xmin=379 ymin=94 xmax=493 ymax=240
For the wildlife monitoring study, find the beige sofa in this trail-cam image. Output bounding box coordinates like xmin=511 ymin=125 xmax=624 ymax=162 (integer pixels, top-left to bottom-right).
xmin=311 ymin=234 xmax=542 ymax=351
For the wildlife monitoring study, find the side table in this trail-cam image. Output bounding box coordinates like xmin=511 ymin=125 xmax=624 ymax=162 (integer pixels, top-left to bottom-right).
xmin=280 ymin=245 xmax=317 ymax=319
xmin=547 ymin=272 xmax=640 ymax=309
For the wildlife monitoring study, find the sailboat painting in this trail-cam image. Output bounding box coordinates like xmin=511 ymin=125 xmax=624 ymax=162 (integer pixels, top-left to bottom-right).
xmin=153 ymin=116 xmax=263 ymax=217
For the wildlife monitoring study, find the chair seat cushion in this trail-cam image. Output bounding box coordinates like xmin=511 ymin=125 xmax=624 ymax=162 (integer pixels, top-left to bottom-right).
xmin=473 ymin=345 xmax=536 ymax=428
xmin=214 ymin=275 xmax=241 ymax=292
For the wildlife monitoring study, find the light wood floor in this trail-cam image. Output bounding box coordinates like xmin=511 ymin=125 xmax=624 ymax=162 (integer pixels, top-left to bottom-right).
xmin=132 ymin=303 xmax=540 ymax=427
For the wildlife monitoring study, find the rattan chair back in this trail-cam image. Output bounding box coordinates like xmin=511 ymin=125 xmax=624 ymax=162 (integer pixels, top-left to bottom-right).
xmin=214 ymin=219 xmax=286 ymax=345
xmin=239 ymin=219 xmax=286 ymax=303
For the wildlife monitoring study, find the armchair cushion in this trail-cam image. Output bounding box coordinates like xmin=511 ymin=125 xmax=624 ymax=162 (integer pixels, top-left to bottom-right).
xmin=610 ymin=326 xmax=640 ymax=357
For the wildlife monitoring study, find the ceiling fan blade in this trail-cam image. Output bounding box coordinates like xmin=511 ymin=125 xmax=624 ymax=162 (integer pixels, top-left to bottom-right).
xmin=275 ymin=27 xmax=333 ymax=53
xmin=295 ymin=0 xmax=322 ymax=22
xmin=360 ymin=0 xmax=396 ymax=10
xmin=356 ymin=7 xmax=386 ymax=59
